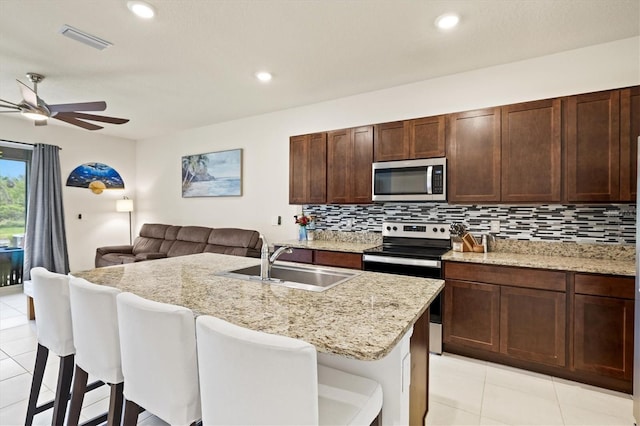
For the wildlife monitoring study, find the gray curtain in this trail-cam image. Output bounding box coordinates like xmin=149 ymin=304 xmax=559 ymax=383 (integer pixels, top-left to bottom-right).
xmin=23 ymin=143 xmax=69 ymax=280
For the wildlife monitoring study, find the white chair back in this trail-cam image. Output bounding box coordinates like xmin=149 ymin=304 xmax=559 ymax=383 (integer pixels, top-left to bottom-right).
xmin=116 ymin=292 xmax=201 ymax=425
xmin=69 ymin=277 xmax=123 ymax=384
xmin=30 ymin=267 xmax=74 ymax=356
xmin=196 ymin=315 xmax=319 ymax=425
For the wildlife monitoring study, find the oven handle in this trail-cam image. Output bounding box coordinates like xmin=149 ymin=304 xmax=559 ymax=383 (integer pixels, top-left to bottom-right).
xmin=362 ymin=254 xmax=441 ymax=268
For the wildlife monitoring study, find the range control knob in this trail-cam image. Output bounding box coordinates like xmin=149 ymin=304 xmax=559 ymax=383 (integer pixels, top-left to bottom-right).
xmin=392 ymin=226 xmax=398 ymax=231
xmin=432 ymin=227 xmax=438 ymax=233
xmin=440 ymin=228 xmax=446 ymax=233
xmin=386 ymin=226 xmax=391 ymax=231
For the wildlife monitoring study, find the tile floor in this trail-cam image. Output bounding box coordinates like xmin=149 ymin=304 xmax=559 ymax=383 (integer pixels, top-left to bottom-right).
xmin=0 ymin=286 xmax=636 ymax=426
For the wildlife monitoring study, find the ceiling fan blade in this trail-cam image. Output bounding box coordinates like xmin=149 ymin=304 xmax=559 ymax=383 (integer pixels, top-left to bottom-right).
xmin=0 ymin=110 xmax=20 ymax=113
xmin=48 ymin=101 xmax=106 ymax=113
xmin=0 ymin=97 xmax=21 ymax=108
xmin=53 ymin=114 xmax=103 ymax=131
xmin=35 ymin=119 xmax=48 ymax=127
xmin=16 ymin=80 xmax=38 ymax=107
xmin=55 ymin=111 xmax=129 ymax=124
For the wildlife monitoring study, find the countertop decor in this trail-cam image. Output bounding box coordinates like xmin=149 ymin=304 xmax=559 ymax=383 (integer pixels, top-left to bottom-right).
xmin=72 ymin=252 xmax=443 ymax=360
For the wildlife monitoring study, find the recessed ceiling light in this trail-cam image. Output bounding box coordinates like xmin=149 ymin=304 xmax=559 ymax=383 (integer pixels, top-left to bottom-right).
xmin=127 ymin=1 xmax=155 ymax=19
xmin=255 ymin=71 xmax=272 ymax=83
xmin=435 ymin=13 xmax=460 ymax=30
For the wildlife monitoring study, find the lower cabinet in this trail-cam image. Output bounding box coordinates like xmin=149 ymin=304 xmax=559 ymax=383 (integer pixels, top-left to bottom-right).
xmin=444 ymin=262 xmax=634 ymax=392
xmin=573 ymin=273 xmax=634 ymax=382
xmin=273 ymin=246 xmax=362 ymax=269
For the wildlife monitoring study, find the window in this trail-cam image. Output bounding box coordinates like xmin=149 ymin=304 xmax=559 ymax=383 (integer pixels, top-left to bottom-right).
xmin=0 ymin=141 xmax=31 ymax=286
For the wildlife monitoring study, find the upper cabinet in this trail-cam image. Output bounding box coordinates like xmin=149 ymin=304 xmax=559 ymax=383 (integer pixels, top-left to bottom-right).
xmin=565 ymin=90 xmax=621 ymax=202
xmin=501 ymin=99 xmax=562 ymax=202
xmin=327 ymin=126 xmax=373 ymax=204
xmin=373 ymin=116 xmax=445 ymax=162
xmin=447 ymin=108 xmax=501 ymax=203
xmin=289 ymin=133 xmax=327 ymax=204
xmin=620 ymin=86 xmax=640 ymax=201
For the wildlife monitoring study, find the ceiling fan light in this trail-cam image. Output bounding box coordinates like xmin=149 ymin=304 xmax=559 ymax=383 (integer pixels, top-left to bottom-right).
xmin=21 ymin=110 xmax=47 ymax=121
xmin=127 ymin=1 xmax=155 ymax=19
xmin=255 ymin=71 xmax=272 ymax=82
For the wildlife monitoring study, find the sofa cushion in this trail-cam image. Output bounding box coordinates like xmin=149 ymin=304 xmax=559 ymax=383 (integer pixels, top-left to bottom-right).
xmin=132 ymin=237 xmax=163 ymax=256
xmin=207 ymin=228 xmax=260 ymax=248
xmin=159 ymin=225 xmax=182 ymax=254
xmin=166 ymin=226 xmax=212 ymax=258
xmin=139 ymin=223 xmax=171 ymax=239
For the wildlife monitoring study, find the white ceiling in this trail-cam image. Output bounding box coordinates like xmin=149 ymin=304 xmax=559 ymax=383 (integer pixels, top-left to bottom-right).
xmin=0 ymin=0 xmax=638 ymax=141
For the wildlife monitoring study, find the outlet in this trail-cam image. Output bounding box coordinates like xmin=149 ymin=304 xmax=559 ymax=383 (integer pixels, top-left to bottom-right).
xmin=490 ymin=220 xmax=500 ymax=233
xmin=271 ymin=215 xmax=281 ymax=226
xmin=345 ymin=218 xmax=354 ymax=228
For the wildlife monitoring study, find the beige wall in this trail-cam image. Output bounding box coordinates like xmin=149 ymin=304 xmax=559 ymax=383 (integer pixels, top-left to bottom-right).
xmin=135 ymin=37 xmax=640 ymax=244
xmin=0 ymin=116 xmax=135 ymax=271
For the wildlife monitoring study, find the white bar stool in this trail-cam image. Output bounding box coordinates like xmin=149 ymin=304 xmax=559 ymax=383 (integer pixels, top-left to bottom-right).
xmin=25 ymin=267 xmax=76 ymax=426
xmin=67 ymin=277 xmax=124 ymax=426
xmin=195 ymin=315 xmax=383 ymax=425
xmin=116 ymin=292 xmax=201 ymax=426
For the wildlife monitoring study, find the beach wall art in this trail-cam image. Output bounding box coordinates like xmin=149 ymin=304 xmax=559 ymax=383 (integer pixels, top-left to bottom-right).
xmin=66 ymin=162 xmax=125 ymax=194
xmin=181 ymin=149 xmax=242 ymax=197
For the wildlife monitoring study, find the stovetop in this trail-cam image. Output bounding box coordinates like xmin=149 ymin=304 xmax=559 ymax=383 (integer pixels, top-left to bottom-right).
xmin=363 ymin=221 xmax=452 ymax=260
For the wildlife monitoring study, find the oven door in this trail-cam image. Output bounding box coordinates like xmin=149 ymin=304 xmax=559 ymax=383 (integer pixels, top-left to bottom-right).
xmin=362 ymin=254 xmax=443 ymax=354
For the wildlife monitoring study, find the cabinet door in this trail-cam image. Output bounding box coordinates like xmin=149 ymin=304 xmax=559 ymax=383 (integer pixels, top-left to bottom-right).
xmin=308 ymin=133 xmax=327 ymax=203
xmin=327 ymin=129 xmax=352 ymax=204
xmin=501 ymin=99 xmax=561 ymax=202
xmin=374 ymin=121 xmax=407 ymax=162
xmin=289 ymin=135 xmax=309 ymax=204
xmin=500 ymin=286 xmax=566 ymax=367
xmin=620 ymin=86 xmax=640 ymax=201
xmin=444 ymin=280 xmax=500 ymax=352
xmin=351 ymin=126 xmax=374 ymax=204
xmin=447 ymin=108 xmax=501 ymax=203
xmin=409 ymin=115 xmax=445 ymax=159
xmin=566 ymin=90 xmax=620 ymax=202
xmin=574 ymin=294 xmax=634 ymax=380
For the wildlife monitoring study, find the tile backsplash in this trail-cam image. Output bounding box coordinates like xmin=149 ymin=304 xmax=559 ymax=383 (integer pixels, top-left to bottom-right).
xmin=303 ymin=203 xmax=637 ymax=245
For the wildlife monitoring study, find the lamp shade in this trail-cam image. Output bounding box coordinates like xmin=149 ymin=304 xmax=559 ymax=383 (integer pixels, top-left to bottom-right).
xmin=116 ymin=198 xmax=134 ymax=212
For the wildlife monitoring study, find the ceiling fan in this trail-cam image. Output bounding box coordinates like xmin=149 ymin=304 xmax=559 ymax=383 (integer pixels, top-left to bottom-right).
xmin=0 ymin=72 xmax=129 ymax=131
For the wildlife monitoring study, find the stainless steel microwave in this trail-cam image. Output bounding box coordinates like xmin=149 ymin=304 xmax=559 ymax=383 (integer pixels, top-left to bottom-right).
xmin=372 ymin=157 xmax=447 ymax=202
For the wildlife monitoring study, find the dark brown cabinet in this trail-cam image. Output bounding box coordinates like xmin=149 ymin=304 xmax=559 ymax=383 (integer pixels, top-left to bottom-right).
xmin=447 ymin=108 xmax=501 ymax=203
xmin=444 ymin=279 xmax=500 ymax=352
xmin=500 ymin=286 xmax=566 ymax=366
xmin=501 ymin=99 xmax=562 ymax=202
xmin=445 ymin=263 xmax=567 ymax=368
xmin=373 ymin=116 xmax=445 ymax=162
xmin=289 ymin=133 xmax=327 ymax=204
xmin=573 ymin=274 xmax=634 ymax=383
xmin=273 ymin=246 xmax=362 ymax=270
xmin=620 ymin=86 xmax=640 ymax=201
xmin=327 ymin=126 xmax=373 ymax=204
xmin=566 ymin=90 xmax=621 ymax=202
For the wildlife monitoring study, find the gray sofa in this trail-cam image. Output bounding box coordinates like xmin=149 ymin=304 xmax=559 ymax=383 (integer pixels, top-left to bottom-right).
xmin=95 ymin=223 xmax=262 ymax=267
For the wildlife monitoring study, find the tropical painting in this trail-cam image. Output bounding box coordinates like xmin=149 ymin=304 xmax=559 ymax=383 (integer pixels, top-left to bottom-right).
xmin=66 ymin=162 xmax=125 ymax=194
xmin=181 ymin=149 xmax=242 ymax=197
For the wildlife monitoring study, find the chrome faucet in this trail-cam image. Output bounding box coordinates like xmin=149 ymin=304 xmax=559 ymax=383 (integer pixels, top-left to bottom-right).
xmin=259 ymin=234 xmax=292 ymax=280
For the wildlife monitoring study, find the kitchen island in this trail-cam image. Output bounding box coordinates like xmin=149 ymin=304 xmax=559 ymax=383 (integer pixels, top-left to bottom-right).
xmin=73 ymin=252 xmax=443 ymax=425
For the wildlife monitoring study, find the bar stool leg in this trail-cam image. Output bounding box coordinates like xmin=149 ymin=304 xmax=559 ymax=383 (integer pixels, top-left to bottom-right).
xmin=25 ymin=343 xmax=49 ymax=426
xmin=122 ymin=399 xmax=140 ymax=426
xmin=67 ymin=365 xmax=89 ymax=426
xmin=52 ymin=354 xmax=75 ymax=426
xmin=107 ymin=383 xmax=124 ymax=426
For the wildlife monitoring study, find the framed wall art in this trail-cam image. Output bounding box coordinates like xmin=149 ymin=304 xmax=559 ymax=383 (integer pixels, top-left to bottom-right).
xmin=181 ymin=149 xmax=242 ymax=197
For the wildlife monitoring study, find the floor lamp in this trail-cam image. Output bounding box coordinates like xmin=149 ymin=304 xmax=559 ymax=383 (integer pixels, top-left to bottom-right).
xmin=116 ymin=197 xmax=134 ymax=245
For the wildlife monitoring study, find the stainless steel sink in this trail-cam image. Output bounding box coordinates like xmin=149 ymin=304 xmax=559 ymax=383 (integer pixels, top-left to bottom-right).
xmin=216 ymin=264 xmax=359 ymax=292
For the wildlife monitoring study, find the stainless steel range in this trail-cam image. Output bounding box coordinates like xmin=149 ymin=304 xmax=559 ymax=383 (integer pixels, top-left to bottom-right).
xmin=362 ymin=221 xmax=450 ymax=354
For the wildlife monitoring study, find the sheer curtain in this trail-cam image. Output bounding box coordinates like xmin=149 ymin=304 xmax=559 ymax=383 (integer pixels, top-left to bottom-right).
xmin=23 ymin=143 xmax=69 ymax=280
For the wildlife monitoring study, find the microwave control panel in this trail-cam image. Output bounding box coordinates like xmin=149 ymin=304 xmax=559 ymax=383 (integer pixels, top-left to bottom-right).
xmin=432 ymin=165 xmax=444 ymax=194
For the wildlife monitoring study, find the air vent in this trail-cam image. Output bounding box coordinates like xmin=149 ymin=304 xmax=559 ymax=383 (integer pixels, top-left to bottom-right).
xmin=58 ymin=25 xmax=113 ymax=50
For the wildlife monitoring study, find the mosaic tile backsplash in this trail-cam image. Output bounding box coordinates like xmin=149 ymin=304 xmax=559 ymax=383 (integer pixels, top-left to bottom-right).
xmin=303 ymin=203 xmax=637 ymax=245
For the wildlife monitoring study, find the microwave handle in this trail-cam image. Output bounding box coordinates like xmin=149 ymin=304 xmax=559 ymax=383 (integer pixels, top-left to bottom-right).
xmin=426 ymin=165 xmax=433 ymax=194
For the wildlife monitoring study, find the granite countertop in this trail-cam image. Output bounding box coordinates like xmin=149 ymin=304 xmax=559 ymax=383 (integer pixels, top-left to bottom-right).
xmin=72 ymin=253 xmax=442 ymax=361
xmin=274 ymin=239 xmax=380 ymax=253
xmin=442 ymin=251 xmax=635 ymax=277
